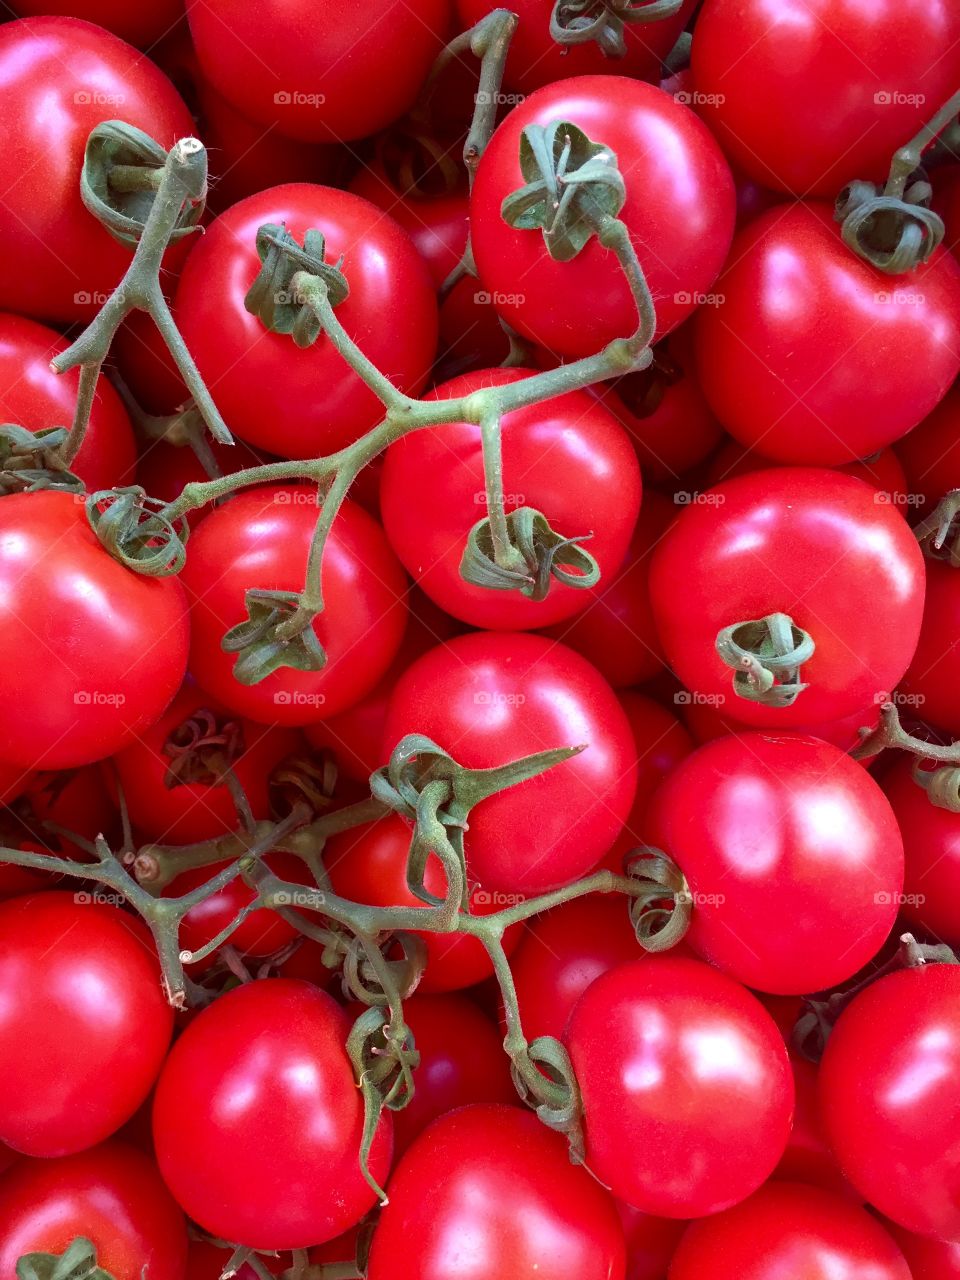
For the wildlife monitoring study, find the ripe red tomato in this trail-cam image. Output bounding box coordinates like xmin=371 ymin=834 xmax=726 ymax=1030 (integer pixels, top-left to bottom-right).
xmin=565 ymin=955 xmax=793 ymax=1217
xmin=618 ymin=1203 xmax=687 ymax=1280
xmin=669 ymin=1181 xmax=910 ymax=1279
xmin=900 ymin=558 xmax=960 ymax=734
xmin=382 ymin=632 xmax=637 ymax=894
xmin=380 ymin=367 xmax=641 ymax=630
xmin=0 ymin=17 xmax=192 ymax=324
xmin=10 ymin=0 xmax=186 ymax=49
xmin=707 ymin=439 xmax=909 ymax=505
xmin=0 ymin=893 xmax=173 ymax=1157
xmin=694 ymin=203 xmax=960 ymax=464
xmin=883 ymin=757 xmax=960 ymax=946
xmin=0 ymin=1142 xmax=187 ymax=1280
xmin=884 ymin=1219 xmax=960 ymax=1279
xmin=0 ymin=491 xmax=189 ymax=770
xmin=895 ymin=383 xmax=960 ymax=522
xmin=692 ymin=0 xmax=960 ymax=197
xmin=367 ymin=1104 xmax=625 ymax=1280
xmin=153 ymin=979 xmax=392 ymax=1249
xmin=181 ymin=486 xmax=408 ymax=727
xmin=649 ymin=468 xmax=926 ymax=729
xmin=174 ymin=184 xmax=438 ymax=460
xmin=470 ymin=76 xmax=736 ymax=357
xmin=819 ymin=962 xmax=960 ymax=1240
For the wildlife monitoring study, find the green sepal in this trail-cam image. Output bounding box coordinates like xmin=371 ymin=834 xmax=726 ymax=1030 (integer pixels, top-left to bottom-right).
xmin=347 ymin=1005 xmax=420 ymax=1202
xmin=460 ymin=506 xmax=600 ymax=601
xmin=835 ymin=176 xmax=944 ymax=274
xmin=0 ymin=424 xmax=83 ymax=495
xmin=221 ymin=588 xmax=327 ymax=684
xmin=17 ymin=1238 xmax=116 ymax=1280
xmin=550 ymin=0 xmax=684 ymax=57
xmin=86 ymin=487 xmax=188 ymax=576
xmin=244 ymin=224 xmax=349 ymax=346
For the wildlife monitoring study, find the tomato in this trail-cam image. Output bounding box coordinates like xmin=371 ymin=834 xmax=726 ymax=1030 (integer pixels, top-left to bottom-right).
xmin=776 ymin=1053 xmax=853 ymax=1195
xmin=819 ymin=962 xmax=960 ymax=1240
xmin=565 ymin=955 xmax=793 ymax=1217
xmin=884 ymin=1220 xmax=960 ymax=1279
xmin=0 ymin=1142 xmax=17 ymax=1178
xmin=111 ymin=685 xmax=300 ymax=844
xmin=669 ymin=1182 xmax=910 ymax=1279
xmin=325 ymin=814 xmax=522 ymax=993
xmin=681 ymin=696 xmax=880 ymax=755
xmin=895 ymin=383 xmax=960 ymax=522
xmin=692 ymin=0 xmax=960 ymax=197
xmin=0 ymin=893 xmax=173 ymax=1157
xmin=900 ymin=558 xmax=960 ymax=733
xmin=883 ymin=756 xmax=960 ymax=945
xmin=470 ymin=76 xmax=736 ymax=357
xmin=0 ymin=491 xmax=189 ymax=770
xmin=694 ymin=203 xmax=960 ymax=464
xmin=153 ymin=978 xmax=392 ymax=1249
xmin=380 ymin=367 xmax=641 ymax=630
xmin=646 ymin=733 xmax=903 ymax=993
xmin=367 ymin=1104 xmax=625 ymax=1280
xmin=649 ymin=468 xmax=926 ymax=729
xmin=10 ymin=0 xmax=186 ymax=49
xmin=175 ymin=184 xmax=437 ymax=460
xmin=617 ymin=1204 xmax=686 ymax=1280
xmin=0 ymin=1142 xmax=187 ymax=1280
xmin=382 ymin=632 xmax=637 ymax=894
xmin=188 ymin=0 xmax=451 ymax=143
xmin=707 ymin=439 xmax=909 ymax=505
xmin=181 ymin=486 xmax=408 ymax=727
xmin=0 ymin=17 xmax=192 ymax=325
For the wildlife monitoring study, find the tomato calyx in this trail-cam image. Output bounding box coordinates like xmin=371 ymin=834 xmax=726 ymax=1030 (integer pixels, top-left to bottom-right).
xmin=86 ymin=486 xmax=189 ymax=575
xmin=16 ymin=1237 xmax=117 ymax=1280
xmin=914 ymin=486 xmax=960 ymax=563
xmin=550 ymin=0 xmax=684 ymax=58
xmin=0 ymin=424 xmax=84 ymax=496
xmin=244 ymin=223 xmax=350 ymax=348
xmin=269 ymin=751 xmax=340 ymax=818
xmin=624 ymin=847 xmax=692 ymax=951
xmin=835 ymin=174 xmax=943 ymax=275
xmin=348 ymin=1004 xmax=421 ymax=1200
xmin=716 ymin=612 xmax=815 ymax=708
xmin=461 ymin=505 xmax=600 ymax=600
xmin=163 ymin=708 xmax=245 ymax=789
xmin=221 ymin=587 xmax=328 ymax=685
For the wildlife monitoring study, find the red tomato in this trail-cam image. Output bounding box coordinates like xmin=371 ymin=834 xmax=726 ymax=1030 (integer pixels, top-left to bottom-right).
xmin=681 ymin=696 xmax=880 ymax=755
xmin=367 ymin=1104 xmax=625 ymax=1280
xmin=694 ymin=203 xmax=960 ymax=464
xmin=649 ymin=468 xmax=926 ymax=729
xmin=819 ymin=962 xmax=960 ymax=1240
xmin=0 ymin=491 xmax=189 ymax=770
xmin=895 ymin=383 xmax=960 ymax=521
xmin=0 ymin=893 xmax=173 ymax=1157
xmin=669 ymin=1182 xmax=910 ymax=1279
xmin=181 ymin=486 xmax=408 ymax=727
xmin=470 ymin=76 xmax=736 ymax=357
xmin=707 ymin=439 xmax=909 ymax=505
xmin=692 ymin=0 xmax=960 ymax=197
xmin=380 ymin=367 xmax=641 ymax=630
xmin=884 ymin=1219 xmax=960 ymax=1279
xmin=153 ymin=979 xmax=392 ymax=1249
xmin=10 ymin=0 xmax=185 ymax=48
xmin=901 ymin=558 xmax=960 ymax=733
xmin=776 ymin=1053 xmax=853 ymax=1195
xmin=565 ymin=955 xmax=793 ymax=1217
xmin=618 ymin=1203 xmax=687 ymax=1280
xmin=174 ymin=184 xmax=438 ymax=460
xmin=0 ymin=17 xmax=192 ymax=324
xmin=0 ymin=1142 xmax=187 ymax=1280
xmin=24 ymin=762 xmax=117 ymax=859
xmin=0 ymin=1142 xmax=17 ymax=1178
xmin=324 ymin=814 xmax=522 ymax=993
xmin=382 ymin=632 xmax=637 ymax=894
xmin=436 ymin=274 xmax=512 ymax=374
xmin=884 ymin=756 xmax=960 ymax=945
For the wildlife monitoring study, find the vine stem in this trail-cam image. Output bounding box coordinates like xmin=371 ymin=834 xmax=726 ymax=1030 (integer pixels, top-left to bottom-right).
xmin=479 ymin=408 xmax=523 ymax=571
xmin=852 ymin=700 xmax=960 ymax=763
xmin=885 ymin=87 xmax=960 ymax=198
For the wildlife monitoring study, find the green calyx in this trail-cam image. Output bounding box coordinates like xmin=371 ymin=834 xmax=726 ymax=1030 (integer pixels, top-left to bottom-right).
xmin=501 ymin=120 xmax=626 ymax=261
xmin=835 ymin=176 xmax=944 ymax=274
xmin=912 ymin=759 xmax=960 ymax=814
xmin=550 ymin=0 xmax=683 ymax=57
xmin=461 ymin=506 xmax=600 ymax=601
xmin=0 ymin=424 xmax=84 ymax=495
xmin=86 ymin=487 xmax=189 ymax=576
xmin=716 ymin=612 xmax=815 ymax=708
xmin=17 ymin=1239 xmax=116 ymax=1280
xmin=163 ymin=707 xmax=244 ymax=788
xmin=515 ymin=1034 xmax=585 ymax=1161
xmin=914 ymin=488 xmax=960 ymax=565
xmin=347 ymin=1004 xmax=420 ymax=1201
xmin=626 ymin=847 xmax=693 ymax=952
xmin=221 ymin=588 xmax=326 ymax=685
xmin=245 ymin=224 xmax=350 ymax=347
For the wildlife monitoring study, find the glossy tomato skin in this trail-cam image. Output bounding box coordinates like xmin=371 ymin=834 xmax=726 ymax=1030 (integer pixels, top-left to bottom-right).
xmin=175 ymin=184 xmax=437 ymax=459
xmin=471 ymin=77 xmax=736 ymax=357
xmin=884 ymin=757 xmax=960 ymax=945
xmin=668 ymin=1181 xmax=910 ymax=1280
xmin=382 ymin=632 xmax=637 ymax=894
xmin=695 ymin=204 xmax=960 ymax=464
xmin=896 ymin=383 xmax=960 ymax=521
xmin=181 ymin=486 xmax=408 ymax=727
xmin=820 ymin=963 xmax=960 ymax=1240
xmin=10 ymin=0 xmax=186 ymax=49
xmin=692 ymin=0 xmax=960 ymax=197
xmin=380 ymin=367 xmax=641 ymax=629
xmin=707 ymin=438 xmax=909 ymax=504
xmin=153 ymin=979 xmax=392 ymax=1249
xmin=0 ymin=1142 xmax=187 ymax=1280
xmin=900 ymin=557 xmax=960 ymax=734
xmin=0 ymin=893 xmax=173 ymax=1157
xmin=649 ymin=469 xmax=926 ymax=729
xmin=0 ymin=18 xmax=192 ymax=324
xmin=367 ymin=1104 xmax=626 ymax=1280
xmin=565 ymin=955 xmax=793 ymax=1217
xmin=0 ymin=491 xmax=189 ymax=770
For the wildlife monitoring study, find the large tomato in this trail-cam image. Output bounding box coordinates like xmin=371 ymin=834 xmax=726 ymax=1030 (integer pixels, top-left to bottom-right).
xmin=694 ymin=204 xmax=960 ymax=464
xmin=470 ymin=76 xmax=736 ymax=357
xmin=0 ymin=491 xmax=189 ymax=770
xmin=884 ymin=757 xmax=960 ymax=946
xmin=381 ymin=632 xmax=637 ymax=894
xmin=174 ymin=184 xmax=438 ymax=459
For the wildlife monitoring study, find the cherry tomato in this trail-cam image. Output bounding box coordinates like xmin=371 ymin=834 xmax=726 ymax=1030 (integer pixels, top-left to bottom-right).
xmin=707 ymin=439 xmax=909 ymax=506
xmin=895 ymin=383 xmax=960 ymax=522
xmin=884 ymin=1219 xmax=960 ymax=1279
xmin=382 ymin=632 xmax=637 ymax=894
xmin=565 ymin=955 xmax=793 ymax=1217
xmin=10 ymin=0 xmax=186 ymax=49
xmin=900 ymin=557 xmax=960 ymax=733
xmin=883 ymin=756 xmax=960 ymax=946
xmin=470 ymin=76 xmax=736 ymax=357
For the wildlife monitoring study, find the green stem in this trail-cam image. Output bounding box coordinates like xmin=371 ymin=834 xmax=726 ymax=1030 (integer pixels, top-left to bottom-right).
xmin=885 ymin=87 xmax=960 ymax=198
xmin=59 ymin=360 xmax=102 ymax=467
xmin=479 ymin=409 xmax=524 ymax=572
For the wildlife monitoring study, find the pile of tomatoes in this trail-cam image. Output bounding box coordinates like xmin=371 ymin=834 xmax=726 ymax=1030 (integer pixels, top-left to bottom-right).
xmin=1 ymin=1 xmax=960 ymax=1278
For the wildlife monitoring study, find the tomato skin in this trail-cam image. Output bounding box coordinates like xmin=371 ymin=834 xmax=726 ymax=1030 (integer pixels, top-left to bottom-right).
xmin=0 ymin=893 xmax=173 ymax=1157
xmin=382 ymin=632 xmax=637 ymax=894
xmin=471 ymin=77 xmax=736 ymax=357
xmin=0 ymin=1142 xmax=187 ymax=1280
xmin=0 ymin=17 xmax=192 ymax=325
xmin=693 ymin=0 xmax=960 ymax=198
xmin=153 ymin=979 xmax=392 ymax=1249
xmin=181 ymin=486 xmax=408 ymax=727
xmin=776 ymin=1053 xmax=854 ymax=1196
xmin=820 ymin=963 xmax=960 ymax=1240
xmin=649 ymin=468 xmax=926 ymax=729
xmin=565 ymin=955 xmax=793 ymax=1218
xmin=900 ymin=558 xmax=960 ymax=734
xmin=707 ymin=438 xmax=909 ymax=505
xmin=883 ymin=1220 xmax=960 ymax=1279
xmin=895 ymin=383 xmax=960 ymax=521
xmin=695 ymin=204 xmax=960 ymax=464
xmin=380 ymin=367 xmax=641 ymax=630
xmin=436 ymin=274 xmax=512 ymax=374
xmin=175 ymin=184 xmax=438 ymax=460
xmin=669 ymin=1181 xmax=910 ymax=1280
xmin=368 ymin=1104 xmax=625 ymax=1280
xmin=10 ymin=0 xmax=185 ymax=48
xmin=883 ymin=757 xmax=960 ymax=945
xmin=0 ymin=491 xmax=189 ymax=770
xmin=617 ymin=1204 xmax=686 ymax=1280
